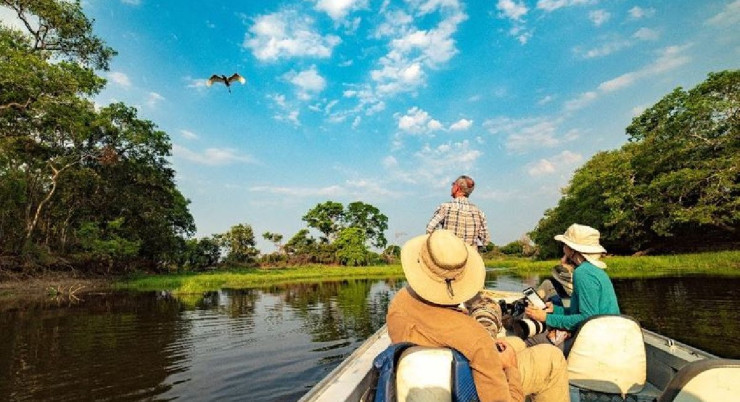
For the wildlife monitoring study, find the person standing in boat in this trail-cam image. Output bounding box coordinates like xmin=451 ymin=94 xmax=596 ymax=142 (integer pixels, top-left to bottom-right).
xmin=426 ymin=175 xmax=490 ymax=252
xmin=387 ymin=229 xmax=570 ymax=401
xmin=524 ymin=223 xmax=620 ymax=349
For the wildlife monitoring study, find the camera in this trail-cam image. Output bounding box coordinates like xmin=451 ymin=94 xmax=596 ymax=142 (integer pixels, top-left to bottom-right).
xmin=501 ymin=297 xmax=549 ymax=339
xmin=512 ymin=318 xmax=547 ymax=339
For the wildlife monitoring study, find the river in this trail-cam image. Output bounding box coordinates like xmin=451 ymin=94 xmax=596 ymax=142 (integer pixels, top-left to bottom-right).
xmin=1 ymin=274 xmax=738 ymax=401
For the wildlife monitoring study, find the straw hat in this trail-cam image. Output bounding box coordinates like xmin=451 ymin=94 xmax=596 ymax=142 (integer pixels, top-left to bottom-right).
xmin=401 ymin=229 xmax=485 ymax=305
xmin=554 ymin=223 xmax=607 ymax=269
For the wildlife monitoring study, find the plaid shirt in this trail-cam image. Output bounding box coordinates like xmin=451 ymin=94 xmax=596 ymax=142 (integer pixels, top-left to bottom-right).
xmin=426 ymin=197 xmax=490 ymax=247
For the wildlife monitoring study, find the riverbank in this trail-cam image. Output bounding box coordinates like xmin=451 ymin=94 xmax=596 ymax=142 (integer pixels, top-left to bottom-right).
xmin=2 ymin=250 xmax=737 ymax=298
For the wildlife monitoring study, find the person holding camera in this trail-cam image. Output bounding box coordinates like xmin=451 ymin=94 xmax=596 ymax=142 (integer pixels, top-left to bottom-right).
xmin=523 ymin=223 xmax=620 ymax=350
xmin=386 ymin=230 xmax=569 ymax=401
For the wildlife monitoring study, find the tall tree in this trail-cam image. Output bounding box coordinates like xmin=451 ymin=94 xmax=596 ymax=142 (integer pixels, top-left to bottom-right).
xmin=302 ymin=201 xmax=344 ymax=242
xmin=343 ymin=201 xmax=389 ymax=249
xmin=531 ymin=70 xmax=739 ymax=257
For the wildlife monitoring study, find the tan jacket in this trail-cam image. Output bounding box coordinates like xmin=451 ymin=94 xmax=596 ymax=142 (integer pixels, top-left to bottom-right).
xmin=386 ymin=288 xmax=524 ymax=402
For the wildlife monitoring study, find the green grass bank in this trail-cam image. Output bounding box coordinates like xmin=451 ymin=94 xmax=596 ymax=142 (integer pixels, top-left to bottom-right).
xmin=114 ymin=250 xmax=740 ymax=294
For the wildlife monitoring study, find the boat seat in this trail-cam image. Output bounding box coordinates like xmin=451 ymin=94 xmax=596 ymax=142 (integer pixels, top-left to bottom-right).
xmin=567 ymin=315 xmax=647 ymax=397
xmin=395 ymin=346 xmax=478 ymax=402
xmin=657 ymin=358 xmax=740 ymax=402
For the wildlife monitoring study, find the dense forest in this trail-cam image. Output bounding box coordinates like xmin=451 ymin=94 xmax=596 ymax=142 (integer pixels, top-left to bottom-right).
xmin=530 ymin=70 xmax=739 ymax=258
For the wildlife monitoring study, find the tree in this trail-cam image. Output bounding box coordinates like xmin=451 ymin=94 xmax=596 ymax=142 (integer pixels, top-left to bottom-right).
xmin=343 ymin=201 xmax=389 ymax=249
xmin=530 ymin=70 xmax=740 ymax=257
xmin=302 ymin=201 xmax=344 ymax=242
xmin=262 ymin=231 xmax=284 ymax=253
xmin=219 ymin=224 xmax=259 ymax=264
xmin=334 ymin=227 xmax=369 ymax=266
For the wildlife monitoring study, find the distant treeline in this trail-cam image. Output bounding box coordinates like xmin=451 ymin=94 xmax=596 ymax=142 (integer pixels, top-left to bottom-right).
xmin=529 ymin=70 xmax=739 ymax=258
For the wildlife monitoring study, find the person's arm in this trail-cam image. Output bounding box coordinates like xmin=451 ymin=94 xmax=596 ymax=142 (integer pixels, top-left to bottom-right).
xmin=467 ymin=337 xmax=524 ymax=402
xmin=545 ymin=270 xmax=601 ymax=330
xmin=477 ymin=210 xmax=491 ymax=246
xmin=425 ymin=204 xmax=447 ymax=234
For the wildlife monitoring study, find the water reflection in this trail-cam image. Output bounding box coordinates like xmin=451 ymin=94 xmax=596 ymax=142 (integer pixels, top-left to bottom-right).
xmin=1 ymin=275 xmax=738 ymax=401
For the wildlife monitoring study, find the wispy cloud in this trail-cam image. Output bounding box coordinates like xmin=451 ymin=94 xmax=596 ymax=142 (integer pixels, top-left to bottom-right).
xmin=706 ymin=0 xmax=740 ymax=26
xmin=589 ymin=9 xmax=610 ymax=27
xmin=449 ymin=118 xmax=473 ymax=131
xmin=121 ymin=0 xmax=141 ymax=5
xmin=536 ymin=0 xmax=592 ymax=12
xmin=628 ymin=6 xmax=655 ymax=20
xmin=243 ymin=9 xmax=341 ymax=61
xmin=497 ymin=0 xmax=528 ymax=21
xmin=565 ymin=45 xmax=691 ymax=111
xmin=314 ymin=0 xmax=367 ymax=21
xmin=146 ymin=92 xmax=164 ymax=107
xmin=283 ymin=65 xmax=326 ymax=100
xmin=633 ymin=27 xmax=659 ymax=41
xmin=484 ymin=116 xmax=565 ymax=152
xmin=173 ymin=145 xmax=256 ymax=166
xmin=180 ymin=130 xmax=199 ymax=140
xmin=526 ymin=150 xmax=582 ymax=176
xmin=108 ymin=71 xmax=131 ymax=88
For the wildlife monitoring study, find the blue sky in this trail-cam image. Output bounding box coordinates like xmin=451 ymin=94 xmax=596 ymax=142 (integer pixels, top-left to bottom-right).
xmin=4 ymin=1 xmax=738 ymax=252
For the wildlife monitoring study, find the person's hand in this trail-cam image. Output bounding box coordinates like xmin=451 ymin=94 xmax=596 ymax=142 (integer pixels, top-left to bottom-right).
xmin=525 ymin=306 xmax=547 ymax=322
xmin=544 ymin=301 xmax=554 ymax=313
xmin=495 ymin=339 xmax=518 ymax=369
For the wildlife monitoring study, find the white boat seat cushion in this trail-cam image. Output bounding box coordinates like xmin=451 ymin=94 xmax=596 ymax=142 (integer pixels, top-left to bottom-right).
xmin=396 ymin=346 xmax=453 ymax=402
xmin=658 ymin=358 xmax=740 ymax=402
xmin=567 ymin=315 xmax=646 ymax=396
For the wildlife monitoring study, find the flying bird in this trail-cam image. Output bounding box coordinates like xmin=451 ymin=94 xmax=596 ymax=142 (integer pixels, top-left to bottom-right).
xmin=206 ymin=73 xmax=246 ymax=93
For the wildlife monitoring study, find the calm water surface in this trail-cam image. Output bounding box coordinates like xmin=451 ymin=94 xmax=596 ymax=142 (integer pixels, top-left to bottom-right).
xmin=1 ymin=274 xmax=738 ymax=401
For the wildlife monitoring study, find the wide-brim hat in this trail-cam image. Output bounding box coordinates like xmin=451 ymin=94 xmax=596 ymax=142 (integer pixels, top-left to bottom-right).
xmin=401 ymin=229 xmax=485 ymax=305
xmin=554 ymin=223 xmax=607 ymax=269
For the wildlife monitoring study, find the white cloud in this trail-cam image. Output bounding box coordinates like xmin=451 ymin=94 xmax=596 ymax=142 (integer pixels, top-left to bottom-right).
xmin=536 ymin=0 xmax=592 ymax=12
xmin=575 ymin=39 xmax=631 ymax=59
xmin=244 ymin=9 xmax=341 ymax=61
xmin=173 ymin=145 xmax=256 ymax=166
xmin=108 ymin=71 xmax=131 ymax=88
xmin=180 ymin=130 xmax=199 ymax=140
xmin=397 ymin=107 xmax=442 ymax=134
xmin=284 ymin=66 xmax=326 ymax=100
xmin=566 ymin=45 xmax=691 ymax=111
xmin=496 ymin=0 xmax=528 ymax=21
xmin=449 ymin=118 xmax=473 ymax=131
xmin=633 ymin=27 xmax=659 ymax=41
xmin=370 ymin=0 xmax=467 ymax=94
xmin=250 ymin=185 xmax=343 ymax=197
xmin=537 ymin=95 xmax=553 ymax=105
xmin=706 ymin=0 xmax=740 ymax=26
xmin=527 ymin=150 xmax=583 ymax=176
xmin=484 ymin=117 xmax=562 ymax=152
xmin=315 ymin=0 xmax=366 ymax=21
xmin=383 ymin=155 xmax=398 ymax=169
xmin=564 ymin=91 xmax=597 ymax=111
xmin=121 ymin=0 xmax=141 ymax=5
xmin=588 ymin=10 xmax=610 ymax=27
xmin=628 ymin=6 xmax=655 ymax=20
xmin=146 ymin=92 xmax=164 ymax=107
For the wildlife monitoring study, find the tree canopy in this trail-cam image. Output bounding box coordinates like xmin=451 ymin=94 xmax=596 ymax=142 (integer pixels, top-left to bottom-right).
xmin=0 ymin=0 xmax=194 ymax=273
xmin=530 ymin=70 xmax=739 ymax=258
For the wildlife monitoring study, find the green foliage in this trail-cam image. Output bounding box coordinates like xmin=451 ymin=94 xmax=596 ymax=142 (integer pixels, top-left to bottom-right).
xmin=0 ymin=2 xmax=194 ymax=273
xmin=335 ymin=227 xmax=369 ymax=266
xmin=344 ymin=201 xmax=388 ymax=249
xmin=181 ymin=237 xmax=221 ymax=271
xmin=531 ymin=70 xmax=740 ymax=258
xmin=218 ymin=224 xmax=259 ymax=265
xmin=499 ymin=241 xmax=524 ymax=256
xmin=302 ymin=201 xmax=344 ymax=242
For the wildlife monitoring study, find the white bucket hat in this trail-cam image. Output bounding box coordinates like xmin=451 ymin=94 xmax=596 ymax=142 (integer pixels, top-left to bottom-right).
xmin=401 ymin=229 xmax=485 ymax=305
xmin=554 ymin=223 xmax=607 ymax=269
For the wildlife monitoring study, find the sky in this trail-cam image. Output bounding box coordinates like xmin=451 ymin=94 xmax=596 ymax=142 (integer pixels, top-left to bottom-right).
xmin=3 ymin=0 xmax=739 ymax=253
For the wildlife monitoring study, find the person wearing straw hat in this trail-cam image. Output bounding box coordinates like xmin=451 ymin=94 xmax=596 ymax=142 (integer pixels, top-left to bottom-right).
xmin=387 ymin=229 xmax=569 ymax=401
xmin=426 ymin=175 xmax=490 ymax=250
xmin=524 ymin=223 xmax=620 ymax=349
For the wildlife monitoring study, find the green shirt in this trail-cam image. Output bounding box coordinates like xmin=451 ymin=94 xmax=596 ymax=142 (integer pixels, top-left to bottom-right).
xmin=545 ymin=261 xmax=620 ymax=331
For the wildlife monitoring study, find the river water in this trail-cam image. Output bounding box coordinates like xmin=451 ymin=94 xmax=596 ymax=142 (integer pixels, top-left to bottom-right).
xmin=1 ymin=274 xmax=738 ymax=401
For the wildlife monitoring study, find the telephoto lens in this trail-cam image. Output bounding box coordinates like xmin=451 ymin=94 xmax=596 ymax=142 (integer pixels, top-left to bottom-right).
xmin=513 ymin=318 xmax=547 ymax=339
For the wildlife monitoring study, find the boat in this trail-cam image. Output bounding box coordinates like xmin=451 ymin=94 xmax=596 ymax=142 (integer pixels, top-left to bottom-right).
xmin=299 ymin=289 xmax=726 ymax=402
